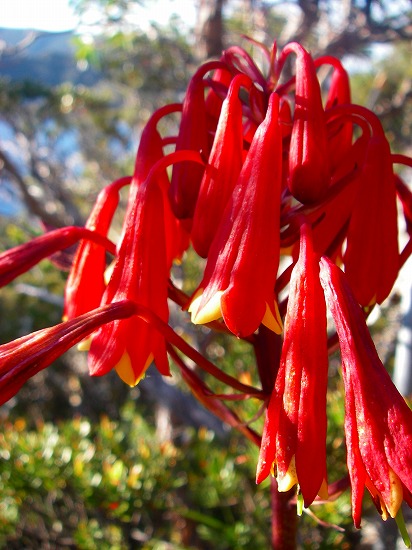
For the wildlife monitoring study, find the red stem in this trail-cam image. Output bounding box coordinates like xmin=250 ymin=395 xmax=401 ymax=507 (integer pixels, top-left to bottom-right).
xmin=254 ymin=325 xmax=282 ymax=394
xmin=271 ymin=479 xmax=297 ymax=550
xmin=253 ymin=322 xmax=298 ymax=548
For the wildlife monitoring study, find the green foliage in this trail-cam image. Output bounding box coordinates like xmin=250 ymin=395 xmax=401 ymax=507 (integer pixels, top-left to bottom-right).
xmin=349 ymin=42 xmax=412 ymax=151
xmin=0 ymin=402 xmax=269 ymax=549
xmin=0 ymin=392 xmax=359 ymax=549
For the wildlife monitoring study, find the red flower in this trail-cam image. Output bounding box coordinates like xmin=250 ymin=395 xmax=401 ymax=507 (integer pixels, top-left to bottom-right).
xmin=85 ymin=108 xmax=179 ymax=386
xmin=316 ymin=55 xmax=353 ymax=172
xmin=277 ymin=42 xmax=330 ymax=204
xmin=88 ymin=175 xmax=170 ymax=387
xmin=344 ymin=126 xmax=399 ymax=306
xmin=191 ymin=74 xmax=252 ymax=258
xmin=320 ymin=257 xmax=412 ymax=526
xmin=189 ymin=92 xmax=283 ymax=337
xmin=169 ymin=61 xmax=226 ymax=220
xmin=133 ymin=104 xmax=191 ymax=267
xmin=257 ymin=223 xmax=329 ymax=507
xmin=64 ymin=177 xmax=130 ymax=320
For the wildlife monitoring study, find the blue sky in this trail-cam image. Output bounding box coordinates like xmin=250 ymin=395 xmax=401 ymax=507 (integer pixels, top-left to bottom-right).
xmin=0 ymin=0 xmax=196 ymax=32
xmin=1 ymin=0 xmax=78 ymax=31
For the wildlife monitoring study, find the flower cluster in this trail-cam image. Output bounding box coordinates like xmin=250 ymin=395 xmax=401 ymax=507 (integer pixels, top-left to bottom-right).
xmin=1 ymin=38 xmax=412 ymax=531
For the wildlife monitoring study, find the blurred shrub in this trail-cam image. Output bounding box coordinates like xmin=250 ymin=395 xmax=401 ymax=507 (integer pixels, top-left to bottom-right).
xmin=0 ymin=393 xmax=360 ymax=549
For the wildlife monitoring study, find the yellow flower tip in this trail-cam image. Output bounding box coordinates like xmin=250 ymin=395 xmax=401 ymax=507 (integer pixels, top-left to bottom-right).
xmin=104 ymin=261 xmax=116 ymax=285
xmin=262 ymin=301 xmax=283 ymax=334
xmin=115 ymin=351 xmax=153 ymax=387
xmin=270 ymin=462 xmax=276 ymax=478
xmin=277 ymin=456 xmax=298 ymax=492
xmin=190 ymin=290 xmax=224 ymax=325
xmin=380 ymin=504 xmax=389 ymax=522
xmin=318 ymin=478 xmax=329 ymax=500
xmin=386 ymin=468 xmax=403 ymax=519
xmin=77 ymin=336 xmax=92 ymax=352
xmin=187 ymin=288 xmax=204 ymax=315
xmin=280 ymin=245 xmax=294 ymax=256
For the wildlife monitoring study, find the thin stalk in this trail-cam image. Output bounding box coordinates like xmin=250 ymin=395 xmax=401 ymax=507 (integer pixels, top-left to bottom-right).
xmin=255 ymin=325 xmax=298 ymax=548
xmin=271 ymin=479 xmax=297 ymax=550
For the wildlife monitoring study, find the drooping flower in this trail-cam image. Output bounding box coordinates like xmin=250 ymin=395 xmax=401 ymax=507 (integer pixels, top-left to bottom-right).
xmin=140 ymin=104 xmax=192 ymax=267
xmin=257 ymin=222 xmax=329 ymax=507
xmin=189 ymin=92 xmax=283 ymax=337
xmin=316 ymin=55 xmax=353 ymax=172
xmin=344 ymin=123 xmax=399 ymax=306
xmin=320 ymin=257 xmax=412 ymax=526
xmin=277 ymin=42 xmax=330 ymax=204
xmin=88 ymin=173 xmax=170 ymax=386
xmin=191 ymin=73 xmax=252 ymax=258
xmin=86 ymin=108 xmax=179 ymax=386
xmin=64 ymin=177 xmax=130 ymax=320
xmin=169 ymin=61 xmax=226 ymax=220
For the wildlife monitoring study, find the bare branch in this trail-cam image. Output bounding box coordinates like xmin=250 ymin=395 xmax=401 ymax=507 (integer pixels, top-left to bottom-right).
xmin=0 ymin=148 xmax=73 ymax=227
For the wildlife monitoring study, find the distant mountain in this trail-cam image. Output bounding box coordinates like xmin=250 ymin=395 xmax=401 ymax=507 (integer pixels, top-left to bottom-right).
xmin=0 ymin=28 xmax=101 ymax=87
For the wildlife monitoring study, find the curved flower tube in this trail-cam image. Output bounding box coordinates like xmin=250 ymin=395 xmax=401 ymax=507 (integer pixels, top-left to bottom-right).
xmin=64 ymin=177 xmax=131 ymax=320
xmin=169 ymin=61 xmax=227 ymax=220
xmin=191 ymin=74 xmax=253 ymax=258
xmin=0 ymin=226 xmax=115 ymax=288
xmin=344 ymin=129 xmax=399 ymax=306
xmin=189 ymin=92 xmax=283 ymax=337
xmin=277 ymin=42 xmax=330 ymax=204
xmin=257 ymin=222 xmax=329 ymax=507
xmin=320 ymin=257 xmax=412 ymax=527
xmin=0 ymin=301 xmax=136 ymax=406
xmin=315 ymin=55 xmax=353 ymax=172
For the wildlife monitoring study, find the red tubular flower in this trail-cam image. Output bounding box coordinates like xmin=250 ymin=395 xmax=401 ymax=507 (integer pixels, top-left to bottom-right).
xmin=139 ymin=105 xmax=192 ymax=266
xmin=88 ymin=173 xmax=170 ymax=386
xmin=169 ymin=61 xmax=225 ymax=220
xmin=301 ymin=131 xmax=369 ymax=259
xmin=64 ymin=177 xmax=130 ymax=320
xmin=191 ymin=74 xmax=252 ymax=258
xmin=204 ymin=67 xmax=233 ymax=122
xmin=0 ymin=226 xmax=115 ymax=288
xmin=318 ymin=56 xmax=351 ymax=111
xmin=257 ymin=223 xmax=329 ymax=507
xmin=188 ymin=92 xmax=283 ymax=337
xmin=65 ymin=103 xmax=186 ymax=324
xmin=319 ymin=257 xmax=412 ymax=526
xmin=277 ymin=42 xmax=330 ymax=204
xmin=221 ymin=45 xmax=268 ymax=92
xmin=344 ymin=127 xmax=399 ymax=306
xmin=84 ymin=104 xmax=195 ymax=386
xmin=315 ymin=55 xmax=353 ymax=173
xmin=0 ymin=301 xmax=136 ymax=406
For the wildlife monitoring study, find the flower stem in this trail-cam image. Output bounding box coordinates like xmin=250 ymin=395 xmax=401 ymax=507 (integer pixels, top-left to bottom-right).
xmin=271 ymin=479 xmax=297 ymax=550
